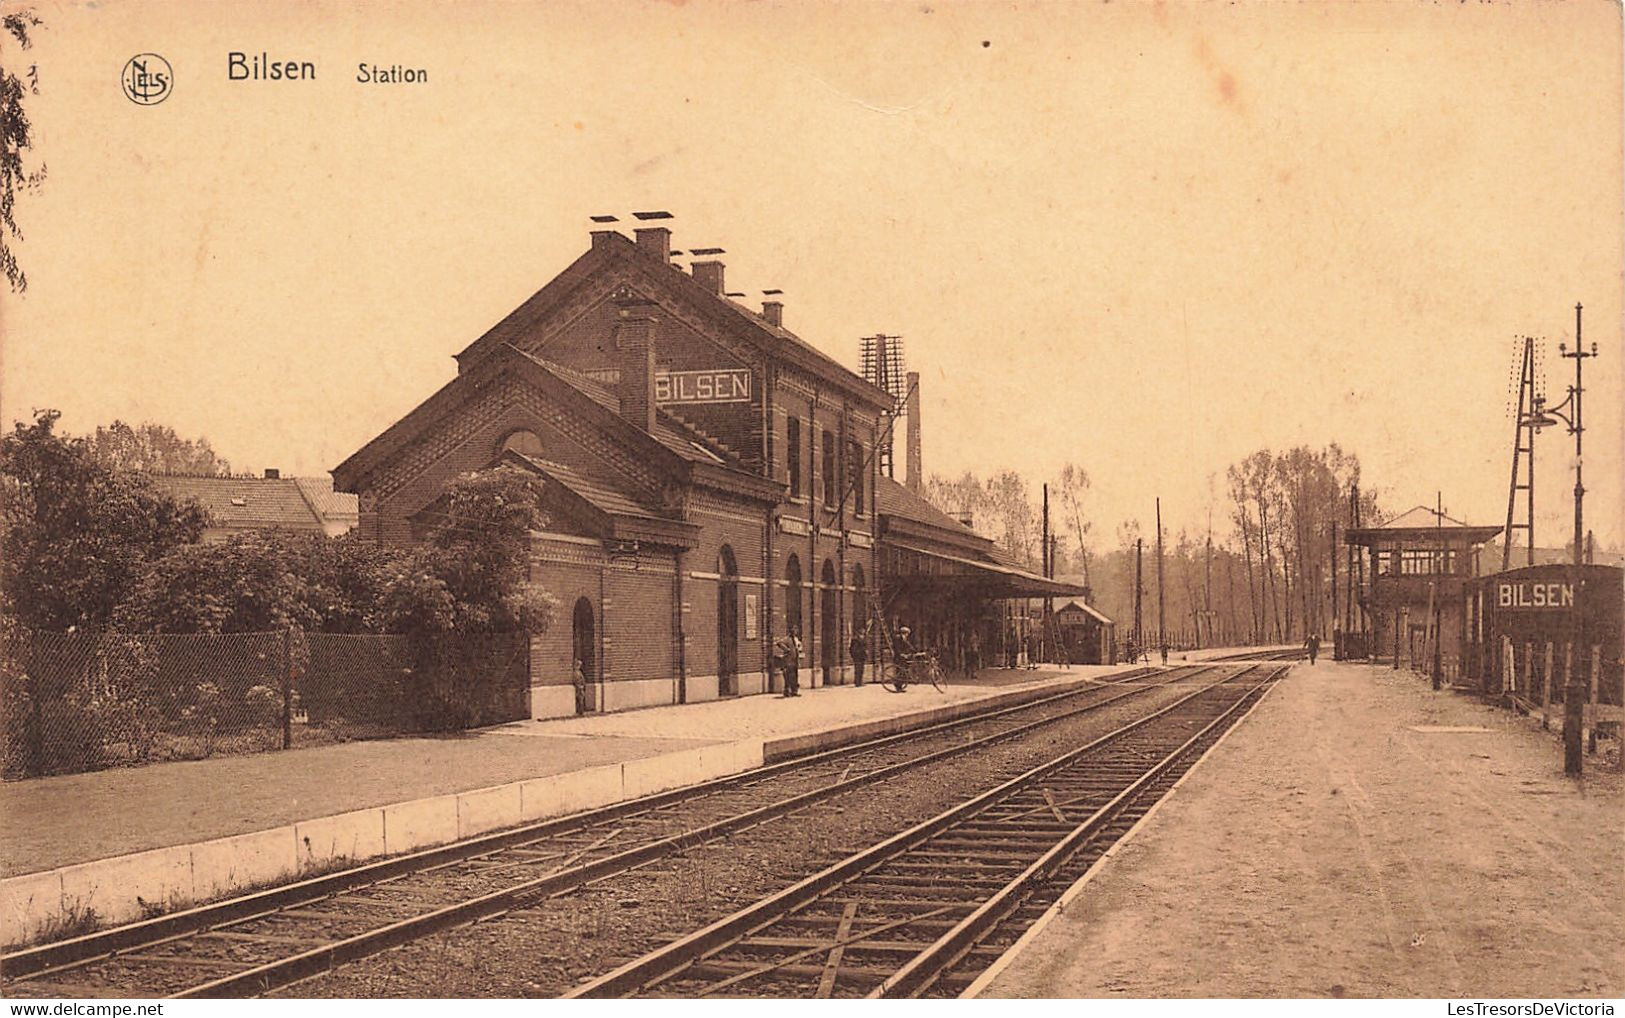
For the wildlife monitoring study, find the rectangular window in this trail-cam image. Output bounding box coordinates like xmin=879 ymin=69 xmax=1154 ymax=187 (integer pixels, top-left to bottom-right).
xmin=822 ymin=429 xmax=837 ymax=509
xmin=787 ymin=416 xmax=802 ymax=498
xmin=849 ymin=438 xmax=865 ymax=515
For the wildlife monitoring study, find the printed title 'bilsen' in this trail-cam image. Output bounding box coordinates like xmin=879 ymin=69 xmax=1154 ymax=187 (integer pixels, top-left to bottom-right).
xmin=228 ymin=52 xmax=315 ymax=81
xmin=358 ymin=63 xmax=427 ymax=84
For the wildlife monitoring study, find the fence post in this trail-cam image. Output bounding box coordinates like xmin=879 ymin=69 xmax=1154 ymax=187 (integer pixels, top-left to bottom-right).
xmin=1588 ymin=644 xmax=1600 ymax=755
xmin=1541 ymin=643 xmax=1554 ymax=730
xmin=281 ymin=627 xmax=293 ymax=751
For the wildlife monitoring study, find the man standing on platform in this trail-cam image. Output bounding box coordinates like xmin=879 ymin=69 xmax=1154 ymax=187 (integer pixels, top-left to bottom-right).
xmin=849 ymin=630 xmax=868 ymax=686
xmin=785 ymin=629 xmax=803 ymax=697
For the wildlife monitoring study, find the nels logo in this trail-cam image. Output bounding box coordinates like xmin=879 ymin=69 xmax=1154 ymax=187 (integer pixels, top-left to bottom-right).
xmin=121 ymin=53 xmax=173 ymax=106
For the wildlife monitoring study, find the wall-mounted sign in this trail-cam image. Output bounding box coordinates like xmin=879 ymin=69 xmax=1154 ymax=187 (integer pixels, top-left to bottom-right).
xmin=1496 ymin=580 xmax=1574 ymax=610
xmin=778 ymin=515 xmax=811 ymax=537
xmin=847 ymin=530 xmax=874 ymax=549
xmin=656 ymin=368 xmax=751 ymax=405
xmin=745 ymin=593 xmax=759 ymax=639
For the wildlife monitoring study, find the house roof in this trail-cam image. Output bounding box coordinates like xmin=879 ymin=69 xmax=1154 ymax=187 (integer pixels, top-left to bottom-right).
xmin=454 ymin=231 xmax=893 ymax=412
xmin=148 ymin=475 xmax=330 ymax=532
xmin=293 ymin=476 xmax=359 ymax=521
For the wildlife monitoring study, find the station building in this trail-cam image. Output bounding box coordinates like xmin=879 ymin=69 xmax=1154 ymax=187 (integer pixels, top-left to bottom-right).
xmin=334 ymin=224 xmax=1080 ymax=719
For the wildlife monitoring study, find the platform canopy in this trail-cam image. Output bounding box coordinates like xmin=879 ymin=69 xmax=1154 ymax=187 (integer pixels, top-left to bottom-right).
xmin=885 ymin=539 xmax=1086 ymax=599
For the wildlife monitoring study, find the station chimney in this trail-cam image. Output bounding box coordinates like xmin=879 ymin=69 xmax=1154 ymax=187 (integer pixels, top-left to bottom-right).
xmin=905 ymin=371 xmax=923 ymax=494
xmin=613 ymin=299 xmax=659 ymax=433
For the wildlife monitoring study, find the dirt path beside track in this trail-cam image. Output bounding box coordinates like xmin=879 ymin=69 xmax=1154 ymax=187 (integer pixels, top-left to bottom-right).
xmin=982 ymin=661 xmax=1624 ymax=999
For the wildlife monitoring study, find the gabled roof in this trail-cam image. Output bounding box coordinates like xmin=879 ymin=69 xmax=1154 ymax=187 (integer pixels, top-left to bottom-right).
xmin=510 ymin=348 xmax=733 ymax=467
xmin=1345 ymin=503 xmax=1501 ymax=546
xmin=333 ymin=344 xmax=695 ymax=494
xmin=1378 ymin=505 xmax=1475 ymax=530
xmin=875 ymin=476 xmax=991 ymax=550
xmin=502 ymin=451 xmax=664 ymax=521
xmin=498 ymin=451 xmax=699 ymax=549
xmin=1057 ymin=600 xmax=1114 ymax=625
xmin=454 ymin=231 xmax=893 ymax=412
xmin=149 ymin=475 xmax=328 ymax=532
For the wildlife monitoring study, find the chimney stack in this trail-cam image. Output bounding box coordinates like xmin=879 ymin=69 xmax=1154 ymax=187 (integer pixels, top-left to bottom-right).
xmin=613 ymin=299 xmax=659 ymax=432
xmin=905 ymin=371 xmax=922 ymax=494
xmin=692 ymin=260 xmax=725 ymax=295
xmin=762 ymin=300 xmax=783 ymax=327
xmin=264 ymin=468 xmax=280 ymax=480
xmin=634 ymin=227 xmax=671 ymax=262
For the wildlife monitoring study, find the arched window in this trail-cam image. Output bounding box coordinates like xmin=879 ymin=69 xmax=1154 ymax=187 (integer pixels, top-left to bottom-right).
xmin=785 ymin=554 xmax=803 ymax=637
xmin=498 ymin=429 xmax=545 ymax=458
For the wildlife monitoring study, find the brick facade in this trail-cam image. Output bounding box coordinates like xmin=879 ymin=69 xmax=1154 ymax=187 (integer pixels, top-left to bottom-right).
xmin=334 ymin=228 xmax=892 ymax=719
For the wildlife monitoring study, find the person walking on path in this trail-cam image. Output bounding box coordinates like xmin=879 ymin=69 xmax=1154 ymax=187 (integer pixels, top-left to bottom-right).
xmin=849 ymin=630 xmax=868 ymax=686
xmin=1305 ymin=633 xmax=1320 ymax=665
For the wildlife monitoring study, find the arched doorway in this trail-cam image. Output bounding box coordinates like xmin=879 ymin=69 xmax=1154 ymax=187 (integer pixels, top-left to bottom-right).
xmin=821 ymin=559 xmax=838 ymax=686
xmin=571 ymin=597 xmax=596 ymax=715
xmin=717 ymin=546 xmax=739 ymax=697
xmin=784 ymin=555 xmax=803 ymax=696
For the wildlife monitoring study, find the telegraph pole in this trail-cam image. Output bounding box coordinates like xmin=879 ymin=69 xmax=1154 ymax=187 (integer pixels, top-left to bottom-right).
xmin=1560 ymin=303 xmax=1597 ymax=776
xmin=1134 ymin=538 xmax=1144 ymax=661
xmin=1432 ymin=491 xmax=1443 ymax=691
xmin=1156 ymin=498 xmax=1167 ymax=665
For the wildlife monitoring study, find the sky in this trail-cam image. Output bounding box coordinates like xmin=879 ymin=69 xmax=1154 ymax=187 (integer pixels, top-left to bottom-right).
xmin=3 ymin=0 xmax=1622 ymax=551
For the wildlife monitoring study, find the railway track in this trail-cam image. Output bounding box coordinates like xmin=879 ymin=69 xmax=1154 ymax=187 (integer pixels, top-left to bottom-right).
xmin=2 ymin=663 xmax=1213 ymax=999
xmin=568 ymin=662 xmax=1285 ymax=999
xmin=1206 ymin=647 xmax=1306 ymax=663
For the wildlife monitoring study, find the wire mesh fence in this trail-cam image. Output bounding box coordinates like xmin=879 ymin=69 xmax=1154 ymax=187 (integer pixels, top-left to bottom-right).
xmin=1 ymin=628 xmax=531 ymax=780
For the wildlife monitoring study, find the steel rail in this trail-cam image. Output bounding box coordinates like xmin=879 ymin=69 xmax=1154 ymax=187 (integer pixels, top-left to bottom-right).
xmin=564 ymin=664 xmax=1271 ymax=999
xmin=4 ymin=665 xmax=1196 ymax=997
xmin=2 ymin=664 xmax=1160 ymax=983
xmin=873 ymin=665 xmax=1283 ymax=997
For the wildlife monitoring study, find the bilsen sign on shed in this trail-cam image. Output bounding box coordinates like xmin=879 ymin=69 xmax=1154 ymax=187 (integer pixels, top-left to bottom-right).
xmin=1496 ymin=580 xmax=1575 ymax=610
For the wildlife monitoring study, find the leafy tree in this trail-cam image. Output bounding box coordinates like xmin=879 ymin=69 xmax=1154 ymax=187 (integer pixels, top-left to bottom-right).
xmin=1 ymin=410 xmax=207 ymax=630
xmin=2 ymin=9 xmax=44 ymax=294
xmin=112 ymin=532 xmax=319 ymax=633
xmin=412 ymin=464 xmax=556 ymax=635
xmin=86 ymin=421 xmax=232 ymax=476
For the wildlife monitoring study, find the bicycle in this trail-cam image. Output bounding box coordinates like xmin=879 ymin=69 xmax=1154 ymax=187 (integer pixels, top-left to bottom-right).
xmin=877 ymin=649 xmax=945 ymax=694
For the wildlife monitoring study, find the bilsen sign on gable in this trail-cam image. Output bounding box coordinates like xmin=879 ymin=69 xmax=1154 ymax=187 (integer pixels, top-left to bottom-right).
xmin=655 ymin=369 xmax=751 ymax=405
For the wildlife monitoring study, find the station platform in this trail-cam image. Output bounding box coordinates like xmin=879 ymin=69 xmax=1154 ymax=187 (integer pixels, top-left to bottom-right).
xmin=974 ymin=659 xmax=1624 ymax=999
xmin=2 ymin=659 xmax=1167 ymax=947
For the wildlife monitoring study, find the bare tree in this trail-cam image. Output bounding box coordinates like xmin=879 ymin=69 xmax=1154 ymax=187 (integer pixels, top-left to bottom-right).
xmin=1055 ymin=462 xmax=1093 ymax=586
